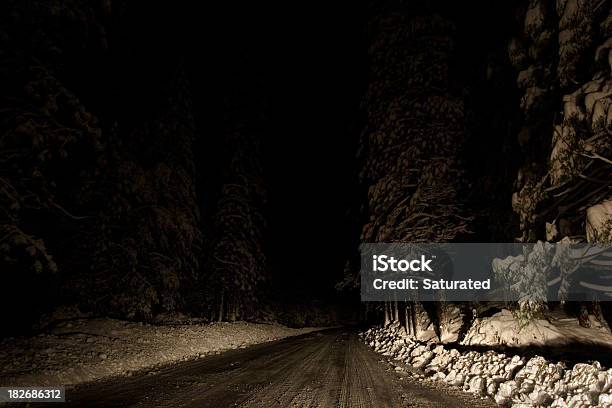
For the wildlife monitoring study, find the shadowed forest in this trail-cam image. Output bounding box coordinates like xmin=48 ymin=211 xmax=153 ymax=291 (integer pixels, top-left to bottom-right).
xmin=1 ymin=0 xmax=611 ymax=342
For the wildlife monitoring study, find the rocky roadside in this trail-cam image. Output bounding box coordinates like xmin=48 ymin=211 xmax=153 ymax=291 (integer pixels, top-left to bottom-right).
xmin=361 ymin=322 xmax=612 ymax=407
xmin=0 ymin=318 xmax=323 ymax=387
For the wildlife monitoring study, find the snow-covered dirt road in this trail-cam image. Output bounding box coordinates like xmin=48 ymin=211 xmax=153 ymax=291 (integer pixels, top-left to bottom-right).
xmin=53 ymin=329 xmax=494 ymax=407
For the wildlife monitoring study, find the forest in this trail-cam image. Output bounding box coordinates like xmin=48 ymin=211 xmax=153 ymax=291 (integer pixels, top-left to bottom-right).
xmin=2 ymin=1 xmax=612 ymax=406
xmin=1 ymin=0 xmax=611 ymax=346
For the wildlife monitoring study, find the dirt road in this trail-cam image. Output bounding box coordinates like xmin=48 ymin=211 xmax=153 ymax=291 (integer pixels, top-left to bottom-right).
xmin=57 ymin=329 xmax=494 ymax=407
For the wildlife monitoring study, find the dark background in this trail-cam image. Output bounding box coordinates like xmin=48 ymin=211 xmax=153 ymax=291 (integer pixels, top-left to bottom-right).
xmin=189 ymin=1 xmax=368 ymax=303
xmin=0 ymin=0 xmax=525 ymax=333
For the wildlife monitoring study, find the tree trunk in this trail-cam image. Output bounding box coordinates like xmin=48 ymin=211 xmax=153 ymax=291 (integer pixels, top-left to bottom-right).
xmin=218 ymin=291 xmax=225 ymax=322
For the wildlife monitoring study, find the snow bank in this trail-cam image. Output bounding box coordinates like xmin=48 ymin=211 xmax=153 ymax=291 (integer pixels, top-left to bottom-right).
xmin=361 ymin=322 xmax=612 ymax=407
xmin=463 ymin=309 xmax=612 ymax=348
xmin=0 ymin=318 xmax=323 ymax=387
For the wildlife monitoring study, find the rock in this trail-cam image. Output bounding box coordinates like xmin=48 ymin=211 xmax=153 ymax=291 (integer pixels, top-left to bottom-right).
xmin=551 ymin=396 xmax=568 ymax=407
xmin=497 ymin=380 xmax=518 ymax=400
xmin=413 ymin=351 xmax=435 ymax=369
xmin=410 ymin=345 xmax=426 ymax=357
xmin=433 ymin=345 xmax=445 ymax=354
xmin=528 ymin=389 xmax=552 ymax=405
xmin=361 ymin=325 xmax=611 ymax=407
xmin=445 ymin=369 xmax=456 ymax=382
xmin=428 ymin=352 xmax=454 ymax=372
xmin=566 ymin=393 xmax=593 ymax=407
xmin=599 ymin=393 xmax=612 ymax=406
xmin=451 ymin=372 xmax=466 ymax=387
xmin=98 ymin=353 xmax=107 ymax=360
xmin=486 ymin=379 xmax=499 ymax=396
xmin=505 ymin=358 xmax=525 ymax=379
xmin=568 ymin=363 xmax=601 ymax=391
xmin=494 ymin=393 xmax=511 ymax=406
xmin=470 ymin=362 xmax=484 ymax=376
xmin=468 ymin=376 xmax=486 ymax=395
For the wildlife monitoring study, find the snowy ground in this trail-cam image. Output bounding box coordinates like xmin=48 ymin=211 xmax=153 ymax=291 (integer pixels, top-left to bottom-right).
xmin=0 ymin=318 xmax=323 ymax=387
xmin=463 ymin=309 xmax=612 ymax=349
xmin=361 ymin=317 xmax=612 ymax=407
